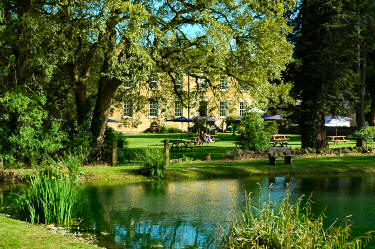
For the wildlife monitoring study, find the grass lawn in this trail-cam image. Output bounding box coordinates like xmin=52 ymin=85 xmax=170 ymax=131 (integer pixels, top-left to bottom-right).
xmin=0 ymin=215 xmax=98 ymax=249
xmin=125 ymin=133 xmax=358 ymax=161
xmin=81 ymin=155 xmax=375 ymax=184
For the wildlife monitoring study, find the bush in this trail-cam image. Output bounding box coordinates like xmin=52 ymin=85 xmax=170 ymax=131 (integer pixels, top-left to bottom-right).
xmin=102 ymin=127 xmax=129 ymax=164
xmin=236 ymin=112 xmax=273 ymax=152
xmin=0 ymin=88 xmax=66 ymax=168
xmin=222 ymin=187 xmax=372 ymax=249
xmin=136 ymin=147 xmax=166 ymax=179
xmin=13 ymin=174 xmax=78 ymax=225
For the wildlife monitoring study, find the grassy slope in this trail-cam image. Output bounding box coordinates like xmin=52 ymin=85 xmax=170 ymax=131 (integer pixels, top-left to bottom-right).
xmin=82 ymin=155 xmax=375 ymax=184
xmin=0 ymin=215 xmax=97 ymax=249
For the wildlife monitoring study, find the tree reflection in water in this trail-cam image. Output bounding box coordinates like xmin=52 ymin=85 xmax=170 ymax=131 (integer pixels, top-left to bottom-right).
xmin=66 ymin=176 xmax=375 ymax=249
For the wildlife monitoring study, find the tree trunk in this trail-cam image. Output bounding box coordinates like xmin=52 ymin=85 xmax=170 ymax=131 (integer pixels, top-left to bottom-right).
xmin=90 ymin=76 xmax=122 ymax=156
xmin=314 ymin=112 xmax=328 ymax=149
xmin=356 ymin=41 xmax=366 ymax=147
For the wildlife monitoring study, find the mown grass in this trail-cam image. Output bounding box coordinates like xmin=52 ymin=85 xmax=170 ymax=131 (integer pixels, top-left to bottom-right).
xmin=79 ymin=155 xmax=375 ymax=184
xmin=0 ymin=215 xmax=97 ymax=249
xmin=125 ymin=133 xmax=358 ymax=161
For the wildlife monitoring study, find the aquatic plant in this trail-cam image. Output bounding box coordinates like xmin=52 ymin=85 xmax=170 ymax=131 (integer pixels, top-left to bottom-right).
xmin=13 ymin=175 xmax=78 ymax=225
xmin=136 ymin=147 xmax=166 ymax=179
xmin=222 ymin=186 xmax=372 ymax=249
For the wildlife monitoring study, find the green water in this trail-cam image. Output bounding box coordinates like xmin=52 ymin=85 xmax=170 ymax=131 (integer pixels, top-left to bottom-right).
xmin=2 ymin=175 xmax=375 ymax=248
xmin=72 ymin=175 xmax=375 ymax=249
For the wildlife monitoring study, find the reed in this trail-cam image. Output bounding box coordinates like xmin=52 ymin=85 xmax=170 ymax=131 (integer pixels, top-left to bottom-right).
xmin=13 ymin=175 xmax=78 ymax=225
xmin=223 ymin=186 xmax=372 ymax=249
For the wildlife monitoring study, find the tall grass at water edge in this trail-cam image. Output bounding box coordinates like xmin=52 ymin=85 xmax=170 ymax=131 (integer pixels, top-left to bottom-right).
xmin=222 ymin=185 xmax=372 ymax=249
xmin=13 ymin=175 xmax=78 ymax=225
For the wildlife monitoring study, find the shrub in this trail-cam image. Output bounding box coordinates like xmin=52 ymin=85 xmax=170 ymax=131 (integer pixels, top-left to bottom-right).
xmin=102 ymin=127 xmax=129 ymax=164
xmin=13 ymin=174 xmax=78 ymax=225
xmin=136 ymin=147 xmax=166 ymax=179
xmin=236 ymin=112 xmax=273 ymax=152
xmin=0 ymin=88 xmax=66 ymax=168
xmin=222 ymin=187 xmax=372 ymax=249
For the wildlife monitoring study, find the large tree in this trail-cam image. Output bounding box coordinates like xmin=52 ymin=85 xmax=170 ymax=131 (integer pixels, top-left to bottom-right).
xmin=1 ymin=0 xmax=296 ymax=156
xmin=293 ymin=0 xmax=357 ymax=149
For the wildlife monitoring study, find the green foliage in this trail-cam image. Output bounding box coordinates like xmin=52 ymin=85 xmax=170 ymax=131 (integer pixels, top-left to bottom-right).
xmin=223 ymin=188 xmax=372 ymax=249
xmin=351 ymin=127 xmax=375 ymax=148
xmin=158 ymin=126 xmax=182 ymax=134
xmin=236 ymin=112 xmax=272 ymax=152
xmin=136 ymin=147 xmax=166 ymax=179
xmin=0 ymin=89 xmax=66 ymax=168
xmin=64 ymin=126 xmax=92 ymax=165
xmin=102 ymin=127 xmax=129 ymax=164
xmin=13 ymin=175 xmax=78 ymax=225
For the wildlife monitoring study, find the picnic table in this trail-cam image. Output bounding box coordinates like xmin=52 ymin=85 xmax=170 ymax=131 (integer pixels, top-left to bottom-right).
xmin=270 ymin=134 xmax=289 ymax=147
xmin=170 ymin=140 xmax=194 ymax=151
xmin=327 ymin=136 xmax=349 ymax=145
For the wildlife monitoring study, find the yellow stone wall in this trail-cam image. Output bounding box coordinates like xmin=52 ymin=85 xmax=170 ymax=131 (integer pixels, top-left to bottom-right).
xmin=108 ymin=75 xmax=252 ymax=133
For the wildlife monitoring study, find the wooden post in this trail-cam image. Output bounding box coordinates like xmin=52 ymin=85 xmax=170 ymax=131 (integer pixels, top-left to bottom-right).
xmin=164 ymin=139 xmax=170 ymax=165
xmin=111 ymin=140 xmax=117 ymax=166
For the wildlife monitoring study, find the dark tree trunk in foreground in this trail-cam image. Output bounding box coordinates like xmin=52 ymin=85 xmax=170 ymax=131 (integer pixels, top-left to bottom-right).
xmin=90 ymin=76 xmax=122 ymax=155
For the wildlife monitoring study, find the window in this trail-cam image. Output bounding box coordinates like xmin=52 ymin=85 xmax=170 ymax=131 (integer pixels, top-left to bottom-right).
xmin=175 ymin=75 xmax=184 ymax=91
xmin=219 ymin=101 xmax=228 ymax=118
xmin=149 ymin=75 xmax=159 ymax=90
xmin=239 ymin=101 xmax=247 ymax=117
xmin=198 ymin=101 xmax=208 ymax=116
xmin=123 ymin=101 xmax=133 ymax=118
xmin=174 ymin=100 xmax=183 ymax=117
xmin=149 ymin=100 xmax=158 ymax=118
xmin=197 ymin=78 xmax=208 ymax=91
xmin=219 ymin=76 xmax=229 ymax=91
xmin=123 ymin=79 xmax=134 ymax=89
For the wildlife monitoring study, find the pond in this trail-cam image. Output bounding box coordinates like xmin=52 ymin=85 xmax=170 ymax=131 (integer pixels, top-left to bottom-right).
xmin=2 ymin=175 xmax=375 ymax=248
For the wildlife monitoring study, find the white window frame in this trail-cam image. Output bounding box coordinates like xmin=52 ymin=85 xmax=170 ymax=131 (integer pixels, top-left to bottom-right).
xmin=123 ymin=101 xmax=133 ymax=118
xmin=219 ymin=100 xmax=228 ymax=118
xmin=149 ymin=100 xmax=158 ymax=118
xmin=239 ymin=101 xmax=248 ymax=117
xmin=174 ymin=100 xmax=183 ymax=117
xmin=197 ymin=78 xmax=208 ymax=92
xmin=219 ymin=76 xmax=229 ymax=91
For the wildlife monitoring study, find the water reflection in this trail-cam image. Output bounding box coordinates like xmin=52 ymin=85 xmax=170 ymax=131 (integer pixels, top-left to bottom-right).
xmin=2 ymin=176 xmax=375 ymax=248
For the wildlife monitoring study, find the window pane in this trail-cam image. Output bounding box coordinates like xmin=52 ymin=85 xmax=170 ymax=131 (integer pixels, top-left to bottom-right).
xmin=219 ymin=76 xmax=228 ymax=91
xmin=149 ymin=100 xmax=158 ymax=117
xmin=240 ymin=101 xmax=247 ymax=116
xmin=123 ymin=101 xmax=133 ymax=117
xmin=219 ymin=101 xmax=228 ymax=117
xmin=174 ymin=101 xmax=183 ymax=117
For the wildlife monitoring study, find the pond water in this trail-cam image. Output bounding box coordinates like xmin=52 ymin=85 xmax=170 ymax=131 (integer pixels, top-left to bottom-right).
xmin=2 ymin=175 xmax=375 ymax=248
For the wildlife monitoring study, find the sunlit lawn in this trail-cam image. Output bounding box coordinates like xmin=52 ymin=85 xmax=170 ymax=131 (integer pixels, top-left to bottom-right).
xmin=124 ymin=133 xmax=358 ymax=161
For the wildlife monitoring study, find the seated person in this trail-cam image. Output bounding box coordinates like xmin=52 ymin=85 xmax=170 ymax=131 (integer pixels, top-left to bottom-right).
xmin=203 ymin=132 xmax=211 ymax=142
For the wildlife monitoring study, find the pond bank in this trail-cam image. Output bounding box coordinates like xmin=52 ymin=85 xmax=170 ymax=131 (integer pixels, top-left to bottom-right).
xmin=1 ymin=154 xmax=375 ymax=185
xmin=0 ymin=214 xmax=99 ymax=249
xmin=82 ymin=154 xmax=375 ymax=184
